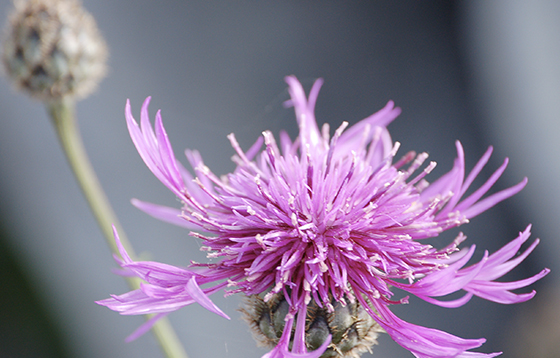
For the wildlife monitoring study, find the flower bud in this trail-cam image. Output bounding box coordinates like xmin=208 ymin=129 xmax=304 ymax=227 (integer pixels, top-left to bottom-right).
xmin=241 ymin=293 xmax=382 ymax=357
xmin=2 ymin=0 xmax=107 ymax=100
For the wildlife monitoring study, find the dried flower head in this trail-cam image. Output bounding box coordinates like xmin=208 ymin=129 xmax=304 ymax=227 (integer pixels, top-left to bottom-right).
xmin=2 ymin=0 xmax=107 ymax=100
xmin=97 ymin=77 xmax=549 ymax=357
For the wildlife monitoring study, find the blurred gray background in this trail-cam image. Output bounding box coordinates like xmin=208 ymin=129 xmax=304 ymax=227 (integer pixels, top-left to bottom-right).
xmin=0 ymin=1 xmax=558 ymax=357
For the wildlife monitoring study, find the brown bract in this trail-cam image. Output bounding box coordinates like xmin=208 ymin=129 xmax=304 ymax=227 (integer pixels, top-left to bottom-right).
xmin=240 ymin=293 xmax=383 ymax=358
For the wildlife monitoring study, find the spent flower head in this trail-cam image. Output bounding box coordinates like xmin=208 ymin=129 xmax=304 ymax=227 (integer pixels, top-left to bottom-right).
xmin=2 ymin=0 xmax=107 ymax=100
xmin=97 ymin=77 xmax=549 ymax=357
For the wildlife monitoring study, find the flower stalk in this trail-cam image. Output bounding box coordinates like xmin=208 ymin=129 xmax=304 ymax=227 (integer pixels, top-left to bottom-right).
xmin=47 ymin=97 xmax=189 ymax=358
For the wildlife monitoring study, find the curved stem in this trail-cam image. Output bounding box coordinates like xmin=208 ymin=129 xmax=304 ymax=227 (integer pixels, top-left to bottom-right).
xmin=48 ymin=97 xmax=189 ymax=358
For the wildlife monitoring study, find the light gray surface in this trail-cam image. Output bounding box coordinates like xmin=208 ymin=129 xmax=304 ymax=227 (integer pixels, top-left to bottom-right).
xmin=462 ymin=0 xmax=560 ymax=278
xmin=0 ymin=1 xmax=556 ymax=357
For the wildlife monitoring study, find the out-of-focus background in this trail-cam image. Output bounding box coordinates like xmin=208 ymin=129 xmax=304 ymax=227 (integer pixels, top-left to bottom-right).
xmin=0 ymin=1 xmax=557 ymax=357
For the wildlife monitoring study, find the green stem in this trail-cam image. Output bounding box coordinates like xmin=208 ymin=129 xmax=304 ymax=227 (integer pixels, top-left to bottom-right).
xmin=48 ymin=97 xmax=189 ymax=358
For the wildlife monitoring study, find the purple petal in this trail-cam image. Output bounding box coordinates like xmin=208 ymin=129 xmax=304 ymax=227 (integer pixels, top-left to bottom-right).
xmin=186 ymin=277 xmax=230 ymax=320
xmin=125 ymin=98 xmax=187 ymax=200
xmin=131 ymin=199 xmax=199 ymax=229
xmin=369 ymin=301 xmax=500 ymax=358
xmin=261 ymin=311 xmax=331 ymax=358
xmin=125 ymin=313 xmax=168 ymax=342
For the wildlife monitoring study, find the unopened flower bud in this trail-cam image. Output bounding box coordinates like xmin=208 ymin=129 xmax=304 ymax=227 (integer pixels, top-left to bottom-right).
xmin=241 ymin=293 xmax=382 ymax=357
xmin=2 ymin=0 xmax=107 ymax=101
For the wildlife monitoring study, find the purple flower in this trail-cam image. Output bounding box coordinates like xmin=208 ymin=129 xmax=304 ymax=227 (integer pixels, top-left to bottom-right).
xmin=97 ymin=76 xmax=549 ymax=357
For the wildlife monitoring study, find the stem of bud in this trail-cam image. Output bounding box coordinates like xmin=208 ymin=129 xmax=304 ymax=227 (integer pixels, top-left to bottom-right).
xmin=48 ymin=97 xmax=189 ymax=358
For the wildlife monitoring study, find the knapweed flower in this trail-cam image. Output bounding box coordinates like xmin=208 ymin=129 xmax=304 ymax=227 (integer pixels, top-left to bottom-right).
xmin=97 ymin=76 xmax=549 ymax=357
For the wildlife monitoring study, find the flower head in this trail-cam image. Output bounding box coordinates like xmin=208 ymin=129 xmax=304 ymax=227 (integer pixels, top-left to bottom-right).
xmin=97 ymin=77 xmax=549 ymax=357
xmin=2 ymin=0 xmax=107 ymax=100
